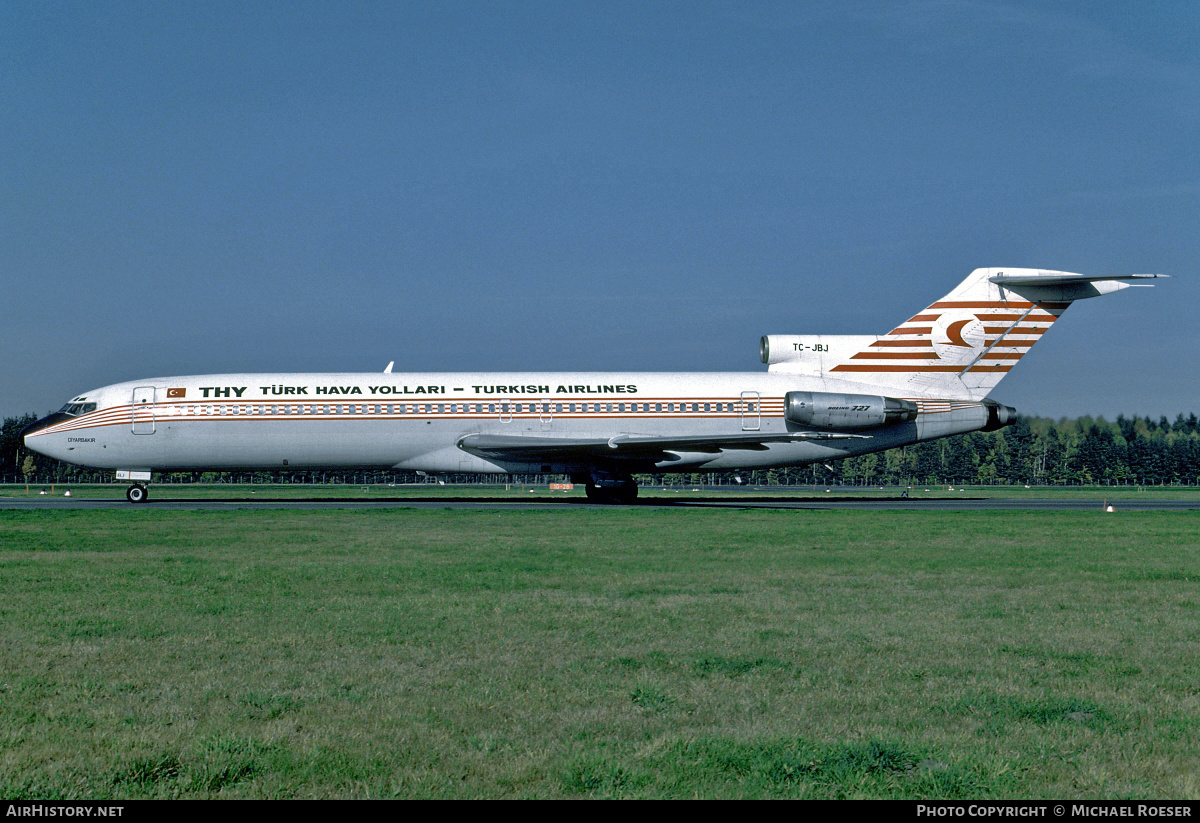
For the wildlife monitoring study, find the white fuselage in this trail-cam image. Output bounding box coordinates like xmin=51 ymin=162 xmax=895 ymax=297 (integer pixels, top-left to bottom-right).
xmin=24 ymin=370 xmax=995 ymax=476
xmin=23 ymin=267 xmax=1159 ymax=495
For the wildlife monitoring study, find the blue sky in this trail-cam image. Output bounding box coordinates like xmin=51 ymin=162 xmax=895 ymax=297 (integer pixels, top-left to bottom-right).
xmin=3 ymin=1 xmax=1196 ymax=421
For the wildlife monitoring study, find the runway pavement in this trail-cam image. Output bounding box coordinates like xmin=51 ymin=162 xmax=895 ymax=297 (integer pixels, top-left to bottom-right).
xmin=2 ymin=494 xmax=1196 ymax=512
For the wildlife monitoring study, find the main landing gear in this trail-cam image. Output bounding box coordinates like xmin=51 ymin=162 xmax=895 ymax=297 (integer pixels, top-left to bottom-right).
xmin=577 ymin=471 xmax=639 ymax=505
xmin=125 ymin=483 xmax=149 ymax=504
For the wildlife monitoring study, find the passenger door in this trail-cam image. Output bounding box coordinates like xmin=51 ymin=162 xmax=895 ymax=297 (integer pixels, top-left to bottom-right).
xmin=131 ymin=387 xmax=156 ymax=434
xmin=740 ymin=391 xmax=761 ymax=431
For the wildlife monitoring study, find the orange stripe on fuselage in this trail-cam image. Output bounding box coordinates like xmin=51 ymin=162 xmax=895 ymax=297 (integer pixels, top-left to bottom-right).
xmin=27 ymin=397 xmax=790 ymax=436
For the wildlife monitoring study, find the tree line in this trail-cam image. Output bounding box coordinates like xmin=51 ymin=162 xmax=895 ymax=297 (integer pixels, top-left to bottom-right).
xmin=3 ymin=411 xmax=1199 ymax=486
xmin=827 ymin=413 xmax=1200 ymax=487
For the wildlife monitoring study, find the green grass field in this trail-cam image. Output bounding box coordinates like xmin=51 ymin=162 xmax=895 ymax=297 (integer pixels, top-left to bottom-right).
xmin=1 ymin=507 xmax=1198 ymax=798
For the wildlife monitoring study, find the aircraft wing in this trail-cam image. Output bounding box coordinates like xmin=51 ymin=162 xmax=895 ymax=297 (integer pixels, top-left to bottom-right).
xmin=456 ymin=430 xmax=868 ymax=463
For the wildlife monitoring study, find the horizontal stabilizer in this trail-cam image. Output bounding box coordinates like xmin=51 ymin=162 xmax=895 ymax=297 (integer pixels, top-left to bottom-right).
xmin=990 ymin=273 xmax=1166 ymax=286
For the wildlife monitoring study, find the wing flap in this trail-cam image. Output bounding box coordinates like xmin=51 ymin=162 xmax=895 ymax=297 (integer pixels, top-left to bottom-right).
xmin=456 ymin=431 xmax=867 ymax=463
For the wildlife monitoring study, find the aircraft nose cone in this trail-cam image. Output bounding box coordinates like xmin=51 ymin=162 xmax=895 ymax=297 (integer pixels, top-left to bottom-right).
xmin=19 ymin=412 xmax=72 ymax=445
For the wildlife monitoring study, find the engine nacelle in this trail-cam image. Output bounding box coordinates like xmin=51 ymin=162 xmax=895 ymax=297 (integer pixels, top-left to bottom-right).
xmin=760 ymin=336 xmax=790 ymax=365
xmin=759 ymin=334 xmax=882 ymax=374
xmin=761 ymin=335 xmax=832 ymax=366
xmin=785 ymin=391 xmax=918 ymax=430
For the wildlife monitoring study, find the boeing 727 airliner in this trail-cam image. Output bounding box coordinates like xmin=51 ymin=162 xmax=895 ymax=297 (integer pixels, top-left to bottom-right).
xmin=22 ymin=268 xmax=1163 ymax=503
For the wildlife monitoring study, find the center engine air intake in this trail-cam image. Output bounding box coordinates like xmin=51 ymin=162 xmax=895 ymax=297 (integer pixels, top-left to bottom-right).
xmin=785 ymin=391 xmax=918 ymax=430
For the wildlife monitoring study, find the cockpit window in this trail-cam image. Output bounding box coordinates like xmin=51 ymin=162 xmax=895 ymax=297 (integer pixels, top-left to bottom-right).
xmin=58 ymin=402 xmax=98 ymax=416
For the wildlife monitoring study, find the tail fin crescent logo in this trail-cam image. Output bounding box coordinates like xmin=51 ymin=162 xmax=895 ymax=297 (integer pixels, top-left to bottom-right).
xmin=943 ymin=319 xmax=973 ymax=348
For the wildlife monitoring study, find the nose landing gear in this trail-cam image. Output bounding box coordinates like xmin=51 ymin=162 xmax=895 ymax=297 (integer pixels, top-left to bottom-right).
xmin=116 ymin=471 xmax=153 ymax=504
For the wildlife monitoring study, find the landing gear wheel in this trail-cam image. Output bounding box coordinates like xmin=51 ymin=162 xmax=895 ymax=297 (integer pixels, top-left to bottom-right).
xmin=584 ymin=480 xmax=639 ymax=505
xmin=614 ymin=480 xmax=639 ymax=505
xmin=126 ymin=484 xmax=148 ymax=504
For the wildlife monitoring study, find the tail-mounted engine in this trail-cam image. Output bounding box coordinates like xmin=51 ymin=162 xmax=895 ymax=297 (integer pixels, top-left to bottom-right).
xmin=981 ymin=399 xmax=1017 ymax=431
xmin=785 ymin=391 xmax=918 ymax=430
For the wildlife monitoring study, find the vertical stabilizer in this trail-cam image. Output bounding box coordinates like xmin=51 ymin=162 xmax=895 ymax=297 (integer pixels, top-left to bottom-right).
xmin=825 ymin=268 xmax=1164 ymax=400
